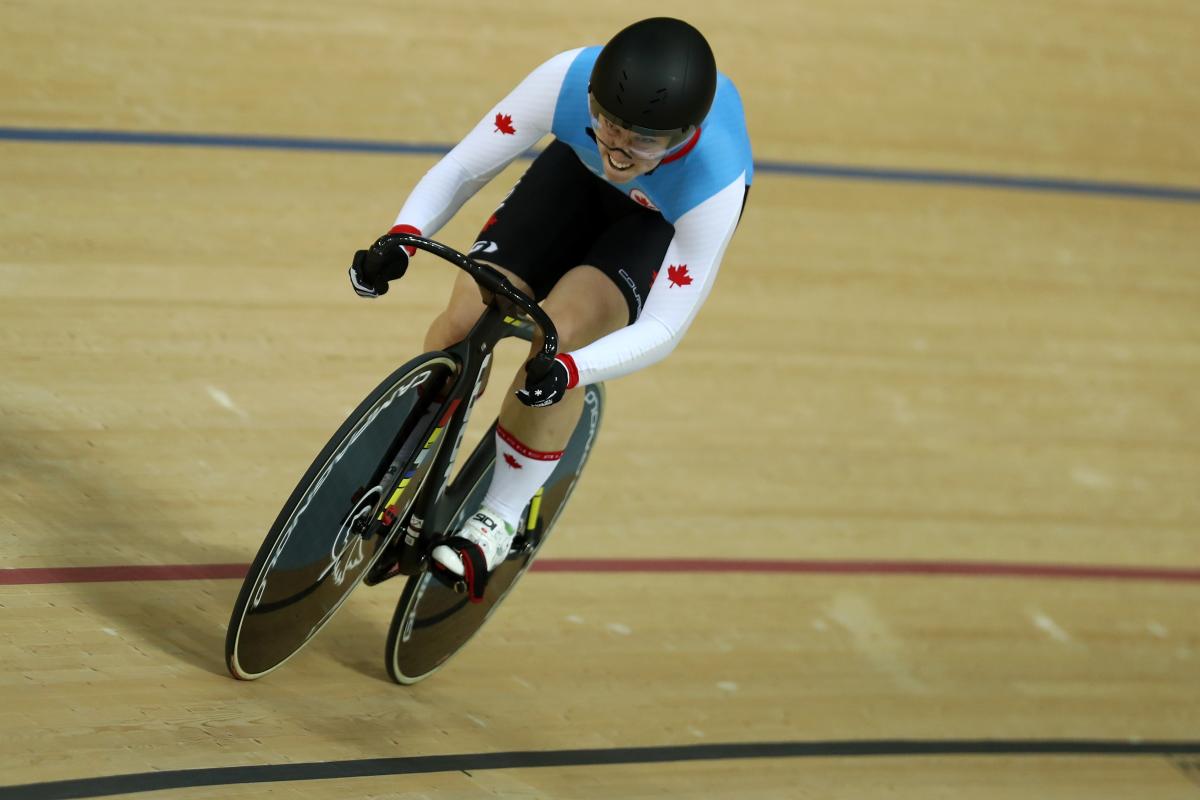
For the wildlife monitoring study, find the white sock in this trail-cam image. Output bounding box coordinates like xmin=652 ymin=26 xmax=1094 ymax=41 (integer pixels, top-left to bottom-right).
xmin=481 ymin=425 xmax=562 ymax=528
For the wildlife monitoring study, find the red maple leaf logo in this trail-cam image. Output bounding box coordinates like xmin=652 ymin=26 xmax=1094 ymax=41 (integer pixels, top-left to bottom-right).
xmin=494 ymin=113 xmax=516 ymax=135
xmin=667 ymin=264 xmax=692 ymax=288
xmin=503 ymin=453 xmax=522 ymax=469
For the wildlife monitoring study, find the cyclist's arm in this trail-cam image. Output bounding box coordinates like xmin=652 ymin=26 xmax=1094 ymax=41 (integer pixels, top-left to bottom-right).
xmin=392 ymin=49 xmax=581 ymax=236
xmin=560 ymin=173 xmax=748 ymax=387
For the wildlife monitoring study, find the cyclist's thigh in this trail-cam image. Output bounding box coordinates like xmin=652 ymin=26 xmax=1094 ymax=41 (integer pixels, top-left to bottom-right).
xmin=539 ymin=266 xmax=630 ymax=350
xmin=446 ymin=260 xmax=534 ymax=315
xmin=426 ymin=262 xmax=534 ymax=350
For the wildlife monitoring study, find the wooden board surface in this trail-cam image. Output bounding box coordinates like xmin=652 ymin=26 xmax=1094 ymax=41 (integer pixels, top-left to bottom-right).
xmin=1 ymin=2 xmax=1198 ymax=798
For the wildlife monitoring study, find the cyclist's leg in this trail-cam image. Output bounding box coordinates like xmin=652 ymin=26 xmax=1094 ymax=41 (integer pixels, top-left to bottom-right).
xmin=469 ymin=203 xmax=668 ymax=542
xmin=431 ymin=143 xmax=662 ymax=581
xmin=424 ymin=142 xmax=593 ymax=354
xmin=495 ymin=264 xmax=627 ymax=451
xmin=423 ymin=263 xmax=533 ymax=352
xmin=431 ymin=266 xmax=627 ymax=585
xmin=421 ymin=260 xmax=535 ymax=404
xmin=438 ymin=205 xmax=665 ymax=574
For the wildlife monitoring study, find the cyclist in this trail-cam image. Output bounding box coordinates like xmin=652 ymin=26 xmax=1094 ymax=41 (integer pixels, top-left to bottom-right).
xmin=348 ymin=17 xmax=753 ymax=596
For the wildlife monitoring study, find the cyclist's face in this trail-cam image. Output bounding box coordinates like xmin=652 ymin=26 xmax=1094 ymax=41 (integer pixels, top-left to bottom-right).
xmin=592 ymin=115 xmax=670 ymax=182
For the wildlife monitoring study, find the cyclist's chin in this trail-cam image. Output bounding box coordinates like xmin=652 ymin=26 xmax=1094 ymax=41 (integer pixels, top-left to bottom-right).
xmin=602 ymin=164 xmax=634 ymax=183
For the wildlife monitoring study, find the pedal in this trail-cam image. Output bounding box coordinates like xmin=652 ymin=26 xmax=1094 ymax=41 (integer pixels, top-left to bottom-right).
xmin=429 ymin=558 xmax=462 ymax=588
xmin=429 ymin=553 xmax=484 ymax=601
xmin=363 ymin=524 xmax=408 ymax=587
xmin=508 ymin=529 xmax=540 ymax=559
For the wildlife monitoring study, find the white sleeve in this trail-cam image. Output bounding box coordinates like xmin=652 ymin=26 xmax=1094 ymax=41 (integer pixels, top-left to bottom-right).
xmin=566 ymin=173 xmax=748 ymax=386
xmin=393 ymin=48 xmax=582 ymax=236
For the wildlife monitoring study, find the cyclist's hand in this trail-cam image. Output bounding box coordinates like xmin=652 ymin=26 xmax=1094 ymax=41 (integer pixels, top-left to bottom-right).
xmin=516 ymin=356 xmax=572 ymax=408
xmin=348 ymin=228 xmax=415 ymax=298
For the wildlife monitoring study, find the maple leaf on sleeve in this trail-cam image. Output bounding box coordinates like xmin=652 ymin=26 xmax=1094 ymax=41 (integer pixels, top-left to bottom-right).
xmin=667 ymin=264 xmax=693 ymax=288
xmin=494 ymin=113 xmax=516 ymax=135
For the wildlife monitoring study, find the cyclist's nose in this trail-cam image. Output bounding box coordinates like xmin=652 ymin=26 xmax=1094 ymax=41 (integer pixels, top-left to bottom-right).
xmin=605 ymin=132 xmax=636 ymax=158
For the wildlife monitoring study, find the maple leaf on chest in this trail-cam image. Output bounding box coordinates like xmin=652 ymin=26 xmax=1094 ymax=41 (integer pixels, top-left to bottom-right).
xmin=667 ymin=264 xmax=693 ymax=288
xmin=494 ymin=113 xmax=516 ymax=135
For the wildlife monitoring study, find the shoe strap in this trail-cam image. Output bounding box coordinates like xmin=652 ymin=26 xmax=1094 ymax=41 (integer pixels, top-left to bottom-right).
xmin=441 ymin=536 xmax=490 ymax=603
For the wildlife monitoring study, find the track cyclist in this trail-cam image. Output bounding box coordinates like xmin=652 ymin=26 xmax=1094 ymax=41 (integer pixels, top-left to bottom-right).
xmin=347 ymin=17 xmax=753 ymax=597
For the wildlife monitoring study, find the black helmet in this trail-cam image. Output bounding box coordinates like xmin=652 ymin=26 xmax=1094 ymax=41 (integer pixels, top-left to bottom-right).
xmin=589 ymin=17 xmax=717 ymax=151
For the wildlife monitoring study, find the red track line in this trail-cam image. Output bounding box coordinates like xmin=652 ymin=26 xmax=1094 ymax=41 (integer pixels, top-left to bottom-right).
xmin=1 ymin=559 xmax=1199 ymax=586
xmin=532 ymin=558 xmax=1200 ymax=581
xmin=0 ymin=564 xmax=250 ymax=585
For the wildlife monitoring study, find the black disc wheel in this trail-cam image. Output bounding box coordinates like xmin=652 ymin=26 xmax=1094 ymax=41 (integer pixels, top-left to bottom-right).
xmin=385 ymin=384 xmax=605 ymax=684
xmin=226 ymin=354 xmax=457 ymax=680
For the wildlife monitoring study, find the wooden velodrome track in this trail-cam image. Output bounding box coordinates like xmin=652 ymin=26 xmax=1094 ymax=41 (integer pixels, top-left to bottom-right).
xmin=2 ymin=1 xmax=1198 ymax=797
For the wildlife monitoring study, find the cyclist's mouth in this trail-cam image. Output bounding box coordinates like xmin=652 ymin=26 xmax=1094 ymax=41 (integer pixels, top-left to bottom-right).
xmin=605 ymin=151 xmax=634 ymax=171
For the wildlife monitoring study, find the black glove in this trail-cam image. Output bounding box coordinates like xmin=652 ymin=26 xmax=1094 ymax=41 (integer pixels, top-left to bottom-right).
xmin=515 ymin=356 xmax=573 ymax=408
xmin=348 ymin=231 xmax=412 ymax=298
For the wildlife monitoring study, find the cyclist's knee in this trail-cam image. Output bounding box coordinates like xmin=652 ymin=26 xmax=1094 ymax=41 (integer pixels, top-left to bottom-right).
xmin=552 ymin=313 xmax=626 ymax=352
xmin=424 ymin=292 xmax=487 ymax=350
xmin=541 ymin=275 xmax=629 ymax=351
xmin=550 ymin=318 xmax=610 ymax=353
xmin=424 ymin=310 xmax=469 ymax=352
xmin=425 ymin=262 xmax=536 ymax=352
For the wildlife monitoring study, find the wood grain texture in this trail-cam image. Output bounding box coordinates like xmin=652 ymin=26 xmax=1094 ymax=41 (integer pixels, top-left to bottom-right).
xmin=1 ymin=1 xmax=1197 ymax=797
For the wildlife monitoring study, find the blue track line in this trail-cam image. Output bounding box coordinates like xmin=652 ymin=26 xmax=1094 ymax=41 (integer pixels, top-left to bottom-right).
xmin=753 ymin=159 xmax=1200 ymax=202
xmin=3 ymin=125 xmax=1199 ymax=203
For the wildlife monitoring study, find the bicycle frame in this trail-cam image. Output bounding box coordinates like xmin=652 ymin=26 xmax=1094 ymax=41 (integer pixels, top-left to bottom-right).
xmin=364 ymin=234 xmax=560 ymax=577
xmin=226 ymin=234 xmax=581 ymax=679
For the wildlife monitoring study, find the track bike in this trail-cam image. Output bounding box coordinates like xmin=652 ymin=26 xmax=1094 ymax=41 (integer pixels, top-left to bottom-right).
xmin=225 ymin=234 xmax=604 ymax=684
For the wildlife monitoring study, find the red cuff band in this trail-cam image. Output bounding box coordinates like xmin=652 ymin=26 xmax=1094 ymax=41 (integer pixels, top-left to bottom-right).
xmin=557 ymin=353 xmax=580 ymax=390
xmin=388 ymin=224 xmax=422 ymax=257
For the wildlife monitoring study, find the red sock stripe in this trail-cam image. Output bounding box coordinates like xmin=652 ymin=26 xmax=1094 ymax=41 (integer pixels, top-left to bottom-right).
xmin=388 ymin=223 xmax=422 ymax=257
xmin=496 ymin=425 xmax=563 ymax=461
xmin=558 ymin=353 xmax=580 ymax=390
